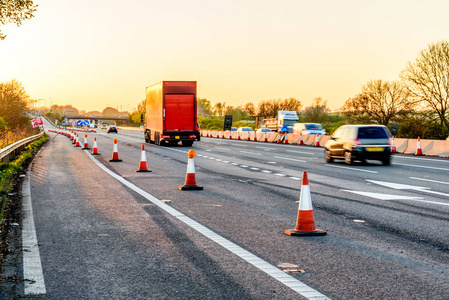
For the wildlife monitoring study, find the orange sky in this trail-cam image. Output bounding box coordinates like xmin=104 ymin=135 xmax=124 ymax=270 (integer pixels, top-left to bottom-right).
xmin=1 ymin=0 xmax=449 ymax=112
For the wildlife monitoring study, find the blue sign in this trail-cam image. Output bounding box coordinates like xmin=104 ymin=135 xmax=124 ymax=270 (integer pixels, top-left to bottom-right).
xmin=83 ymin=120 xmax=89 ymax=126
xmin=76 ymin=120 xmax=83 ymax=126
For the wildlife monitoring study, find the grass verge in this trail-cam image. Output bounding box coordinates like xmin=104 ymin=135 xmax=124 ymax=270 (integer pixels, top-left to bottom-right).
xmin=0 ymin=134 xmax=47 ymax=222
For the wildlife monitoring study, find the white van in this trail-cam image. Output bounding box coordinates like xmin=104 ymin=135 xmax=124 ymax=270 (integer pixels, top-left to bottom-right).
xmin=293 ymin=123 xmax=326 ymax=135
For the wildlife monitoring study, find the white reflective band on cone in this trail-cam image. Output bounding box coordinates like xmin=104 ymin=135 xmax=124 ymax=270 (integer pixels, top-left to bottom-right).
xmin=140 ymin=149 xmax=146 ymax=161
xmin=299 ymin=185 xmax=313 ymax=211
xmin=187 ymin=158 xmax=195 ymax=174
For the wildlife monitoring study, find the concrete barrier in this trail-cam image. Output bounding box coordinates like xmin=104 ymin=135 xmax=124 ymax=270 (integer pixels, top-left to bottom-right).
xmin=201 ymin=131 xmax=449 ymax=158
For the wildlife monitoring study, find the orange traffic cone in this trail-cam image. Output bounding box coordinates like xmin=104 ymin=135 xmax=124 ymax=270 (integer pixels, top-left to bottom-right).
xmin=391 ymin=136 xmax=397 ymax=153
xmin=110 ymin=139 xmax=122 ymax=162
xmin=229 ymin=131 xmax=233 ymax=139
xmin=299 ymin=132 xmax=304 ymax=145
xmin=82 ymin=134 xmax=90 ymax=150
xmin=71 ymin=132 xmax=76 ymax=144
xmin=217 ymin=131 xmax=220 ymax=138
xmin=254 ymin=132 xmax=257 ymax=142
xmin=415 ymin=136 xmax=423 ymax=155
xmin=238 ymin=131 xmax=241 ymax=140
xmin=315 ymin=134 xmax=320 ymax=147
xmin=222 ymin=131 xmax=225 ymax=139
xmin=284 ymin=134 xmax=289 ymax=144
xmin=264 ymin=132 xmax=268 ymax=142
xmin=74 ymin=134 xmax=81 ymax=147
xmin=285 ymin=171 xmax=326 ymax=236
xmin=135 ymin=144 xmax=151 ymax=172
xmin=179 ymin=150 xmax=203 ymax=190
xmin=247 ymin=132 xmax=251 ymax=141
xmin=91 ymin=137 xmax=100 ymax=155
xmin=277 ymin=134 xmax=282 ymax=143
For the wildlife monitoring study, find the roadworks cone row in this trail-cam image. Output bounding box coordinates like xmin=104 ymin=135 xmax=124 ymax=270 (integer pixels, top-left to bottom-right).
xmin=285 ymin=171 xmax=326 ymax=236
xmin=299 ymin=132 xmax=304 ymax=145
xmin=136 ymin=144 xmax=151 ymax=172
xmin=179 ymin=150 xmax=203 ymax=190
xmin=110 ymin=139 xmax=122 ymax=162
xmin=315 ymin=134 xmax=320 ymax=147
xmin=74 ymin=134 xmax=81 ymax=147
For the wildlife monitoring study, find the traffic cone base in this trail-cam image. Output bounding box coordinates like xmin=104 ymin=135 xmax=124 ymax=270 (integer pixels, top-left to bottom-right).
xmin=284 ymin=228 xmax=327 ymax=236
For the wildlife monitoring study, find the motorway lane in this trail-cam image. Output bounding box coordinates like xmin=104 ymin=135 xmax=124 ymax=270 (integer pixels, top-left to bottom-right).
xmin=90 ymin=129 xmax=449 ymax=298
xmin=24 ymin=127 xmax=449 ymax=299
xmin=26 ymin=131 xmax=305 ymax=299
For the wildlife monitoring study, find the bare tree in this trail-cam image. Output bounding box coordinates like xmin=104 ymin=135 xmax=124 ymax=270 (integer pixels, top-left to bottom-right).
xmin=257 ymin=98 xmax=302 ymax=118
xmin=242 ymin=102 xmax=256 ymax=116
xmin=341 ymin=80 xmax=412 ymax=125
xmin=0 ymin=0 xmax=37 ymax=40
xmin=400 ymin=40 xmax=449 ymax=131
xmin=303 ymin=97 xmax=330 ymax=123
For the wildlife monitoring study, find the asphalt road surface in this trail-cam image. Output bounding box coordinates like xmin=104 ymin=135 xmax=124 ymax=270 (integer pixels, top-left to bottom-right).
xmin=12 ymin=124 xmax=449 ymax=299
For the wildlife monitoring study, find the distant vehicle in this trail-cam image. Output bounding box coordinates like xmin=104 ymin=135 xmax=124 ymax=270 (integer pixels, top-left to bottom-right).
xmin=101 ymin=125 xmax=108 ymax=129
xmin=144 ymin=81 xmax=200 ymax=146
xmin=61 ymin=121 xmax=69 ymax=126
xmin=293 ymin=123 xmax=326 ymax=135
xmin=236 ymin=127 xmax=254 ymax=132
xmin=231 ymin=127 xmax=237 ymax=131
xmin=256 ymin=128 xmax=273 ymax=133
xmin=324 ymin=125 xmax=392 ymax=165
xmin=107 ymin=125 xmax=118 ymax=133
xmin=262 ymin=110 xmax=299 ymax=133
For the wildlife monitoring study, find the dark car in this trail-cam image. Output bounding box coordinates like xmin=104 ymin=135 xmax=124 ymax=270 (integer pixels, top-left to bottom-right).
xmin=107 ymin=125 xmax=118 ymax=133
xmin=324 ymin=125 xmax=392 ymax=165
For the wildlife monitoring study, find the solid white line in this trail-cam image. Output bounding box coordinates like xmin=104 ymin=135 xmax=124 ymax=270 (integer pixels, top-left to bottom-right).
xmin=273 ymin=156 xmax=306 ymax=163
xmin=393 ymin=163 xmax=449 ymax=171
xmin=22 ymin=169 xmax=46 ymax=295
xmin=239 ymin=150 xmax=262 ymax=155
xmin=84 ymin=151 xmax=329 ymax=299
xmin=409 ymin=177 xmax=449 ymax=185
xmin=325 ymin=164 xmax=378 ymax=174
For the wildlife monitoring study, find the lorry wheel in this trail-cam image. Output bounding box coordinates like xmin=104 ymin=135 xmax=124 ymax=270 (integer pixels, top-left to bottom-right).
xmin=344 ymin=151 xmax=353 ymax=165
xmin=182 ymin=141 xmax=194 ymax=147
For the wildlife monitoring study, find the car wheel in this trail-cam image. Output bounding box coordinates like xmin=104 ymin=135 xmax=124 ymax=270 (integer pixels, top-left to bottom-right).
xmin=344 ymin=151 xmax=353 ymax=165
xmin=325 ymin=149 xmax=333 ymax=163
xmin=382 ymin=157 xmax=391 ymax=166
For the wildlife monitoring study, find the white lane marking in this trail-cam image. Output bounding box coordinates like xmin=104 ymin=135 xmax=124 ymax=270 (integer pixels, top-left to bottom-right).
xmin=275 ymin=173 xmax=287 ymax=177
xmin=215 ymin=147 xmax=231 ymax=151
xmin=393 ymin=162 xmax=449 ymax=171
xmin=286 ymin=150 xmax=315 ymax=155
xmin=395 ymin=156 xmax=449 ymax=163
xmin=250 ymin=167 xmax=260 ymax=170
xmin=341 ymin=190 xmax=424 ymax=200
xmin=273 ymin=156 xmax=306 ymax=163
xmin=409 ymin=177 xmax=449 ymax=185
xmin=239 ymin=150 xmax=262 ymax=156
xmin=342 ymin=190 xmax=449 ymax=207
xmin=261 ymin=170 xmax=272 ymax=173
xmin=367 ymin=180 xmax=449 ymax=198
xmin=255 ymin=146 xmax=277 ymax=150
xmin=240 ymin=165 xmax=249 ymax=168
xmin=22 ymin=169 xmax=46 ymax=295
xmin=85 ymin=151 xmax=329 ymax=299
xmin=289 ymin=177 xmax=302 ymax=180
xmin=325 ymin=164 xmax=378 ymax=174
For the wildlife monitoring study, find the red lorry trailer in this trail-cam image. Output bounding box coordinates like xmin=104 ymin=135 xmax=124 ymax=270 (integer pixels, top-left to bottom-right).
xmin=144 ymin=81 xmax=200 ymax=146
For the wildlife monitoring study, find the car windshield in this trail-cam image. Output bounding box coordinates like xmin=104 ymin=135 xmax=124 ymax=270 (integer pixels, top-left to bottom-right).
xmin=305 ymin=124 xmax=323 ymax=130
xmin=357 ymin=127 xmax=388 ymax=139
